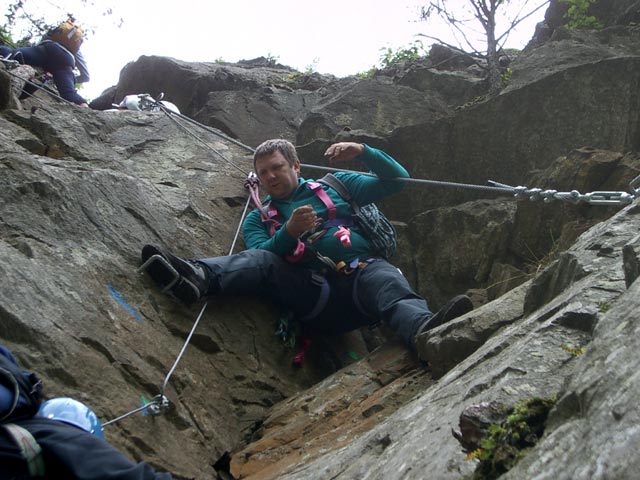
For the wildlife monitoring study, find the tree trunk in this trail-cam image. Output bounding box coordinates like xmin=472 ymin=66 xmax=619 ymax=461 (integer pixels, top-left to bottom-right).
xmin=485 ymin=1 xmax=502 ymax=95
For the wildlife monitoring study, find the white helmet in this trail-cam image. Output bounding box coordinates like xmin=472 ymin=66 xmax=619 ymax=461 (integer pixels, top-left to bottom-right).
xmin=118 ymin=94 xmax=144 ymax=111
xmin=157 ymin=100 xmax=180 ymax=114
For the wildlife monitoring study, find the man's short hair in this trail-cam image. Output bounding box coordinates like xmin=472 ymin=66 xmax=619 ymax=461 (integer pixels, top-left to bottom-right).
xmin=253 ymin=139 xmax=299 ymax=169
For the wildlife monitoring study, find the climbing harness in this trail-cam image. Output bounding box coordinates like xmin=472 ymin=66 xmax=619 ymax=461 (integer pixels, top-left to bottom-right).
xmin=319 ymin=173 xmax=397 ymax=259
xmin=2 ymin=423 xmax=46 ymax=476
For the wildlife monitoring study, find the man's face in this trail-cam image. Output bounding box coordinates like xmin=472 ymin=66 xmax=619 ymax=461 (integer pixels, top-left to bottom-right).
xmin=255 ymin=151 xmax=300 ymax=200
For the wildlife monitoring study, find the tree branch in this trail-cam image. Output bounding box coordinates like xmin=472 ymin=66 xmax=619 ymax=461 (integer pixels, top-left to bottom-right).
xmin=495 ymin=0 xmax=550 ymax=46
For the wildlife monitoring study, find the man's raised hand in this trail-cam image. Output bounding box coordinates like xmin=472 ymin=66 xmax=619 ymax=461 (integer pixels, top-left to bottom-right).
xmin=324 ymin=142 xmax=364 ymax=163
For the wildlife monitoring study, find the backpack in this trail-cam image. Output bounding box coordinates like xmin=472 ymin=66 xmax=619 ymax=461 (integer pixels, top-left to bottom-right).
xmin=1 ymin=345 xmax=45 ymax=476
xmin=318 ymin=173 xmax=397 ymax=259
xmin=0 ymin=345 xmax=43 ymax=424
xmin=46 ymin=20 xmax=84 ymax=55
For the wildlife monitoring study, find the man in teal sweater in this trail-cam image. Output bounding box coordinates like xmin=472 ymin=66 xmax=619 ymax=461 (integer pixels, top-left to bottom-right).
xmin=141 ymin=139 xmax=472 ymax=353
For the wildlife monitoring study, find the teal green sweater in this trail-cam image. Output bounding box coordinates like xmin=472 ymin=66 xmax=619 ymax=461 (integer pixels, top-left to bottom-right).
xmin=243 ymin=144 xmax=409 ymax=270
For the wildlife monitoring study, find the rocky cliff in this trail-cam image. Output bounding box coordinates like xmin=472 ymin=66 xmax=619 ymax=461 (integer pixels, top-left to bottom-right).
xmin=1 ymin=2 xmax=640 ymax=479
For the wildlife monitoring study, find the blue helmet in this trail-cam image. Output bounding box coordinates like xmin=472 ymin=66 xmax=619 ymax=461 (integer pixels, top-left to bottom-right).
xmin=37 ymin=397 xmax=104 ymax=438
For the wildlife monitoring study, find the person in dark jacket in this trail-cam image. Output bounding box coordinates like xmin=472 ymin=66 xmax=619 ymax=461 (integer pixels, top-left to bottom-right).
xmin=1 ymin=389 xmax=172 ymax=479
xmin=0 ymin=29 xmax=90 ymax=106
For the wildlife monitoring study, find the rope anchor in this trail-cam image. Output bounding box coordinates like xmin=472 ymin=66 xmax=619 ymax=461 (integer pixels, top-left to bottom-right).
xmin=102 ymin=394 xmax=170 ymax=428
xmin=146 ymin=394 xmax=170 ymax=416
xmin=489 ymin=179 xmax=639 ymax=206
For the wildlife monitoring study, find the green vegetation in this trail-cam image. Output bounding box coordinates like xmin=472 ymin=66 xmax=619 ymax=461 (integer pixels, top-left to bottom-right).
xmin=264 ymin=52 xmax=279 ymax=66
xmin=560 ymin=343 xmax=586 ymax=357
xmin=2 ymin=0 xmax=119 ymax=47
xmin=2 ymin=1 xmax=55 ymax=47
xmin=561 ymin=0 xmax=603 ymax=29
xmin=597 ymin=300 xmax=611 ymax=313
xmin=0 ymin=25 xmax=11 ymax=46
xmin=356 ymin=40 xmax=428 ymax=79
xmin=304 ymin=57 xmax=319 ymax=74
xmin=357 ymin=67 xmax=378 ymax=79
xmin=378 ymin=40 xmax=428 ymax=69
xmin=467 ymin=396 xmax=557 ymax=480
xmin=500 ymin=67 xmax=513 ymax=88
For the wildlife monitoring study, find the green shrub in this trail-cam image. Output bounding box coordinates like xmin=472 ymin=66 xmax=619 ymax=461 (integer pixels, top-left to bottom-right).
xmin=561 ymin=0 xmax=603 ymax=29
xmin=357 ymin=67 xmax=378 ymax=79
xmin=378 ymin=40 xmax=427 ymax=69
xmin=500 ymin=67 xmax=513 ymax=87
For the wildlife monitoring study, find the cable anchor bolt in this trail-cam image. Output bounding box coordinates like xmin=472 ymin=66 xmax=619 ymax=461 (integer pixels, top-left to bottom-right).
xmin=147 ymin=394 xmax=170 ymax=416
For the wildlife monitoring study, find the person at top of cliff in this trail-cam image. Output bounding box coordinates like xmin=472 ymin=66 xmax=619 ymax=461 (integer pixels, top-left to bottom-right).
xmin=0 ymin=18 xmax=90 ymax=107
xmin=140 ymin=139 xmax=473 ymax=361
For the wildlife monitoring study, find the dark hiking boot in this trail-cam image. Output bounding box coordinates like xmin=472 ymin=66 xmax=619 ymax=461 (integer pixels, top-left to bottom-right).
xmin=140 ymin=244 xmax=209 ymax=305
xmin=414 ymin=295 xmax=473 ymax=341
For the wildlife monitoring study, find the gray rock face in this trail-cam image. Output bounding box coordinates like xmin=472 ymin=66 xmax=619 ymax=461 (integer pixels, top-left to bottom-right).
xmin=2 ymin=5 xmax=640 ymax=478
xmin=0 ymin=106 xmax=335 ymax=478
xmin=503 ymin=217 xmax=640 ymax=480
xmin=0 ymin=64 xmax=38 ymax=110
xmin=386 ymin=52 xmax=640 ymax=220
xmin=262 ymin=192 xmax=639 ymax=480
xmin=530 ymin=0 xmax=640 ymax=46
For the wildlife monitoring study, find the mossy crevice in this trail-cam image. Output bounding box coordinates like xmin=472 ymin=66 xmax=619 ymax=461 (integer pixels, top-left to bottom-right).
xmin=467 ymin=396 xmax=557 ymax=480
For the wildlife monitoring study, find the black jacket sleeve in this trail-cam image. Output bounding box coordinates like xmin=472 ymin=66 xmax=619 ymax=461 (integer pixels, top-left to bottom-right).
xmin=4 ymin=418 xmax=172 ymax=480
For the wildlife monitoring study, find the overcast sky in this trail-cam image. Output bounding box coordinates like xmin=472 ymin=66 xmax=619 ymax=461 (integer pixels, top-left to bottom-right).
xmin=12 ymin=0 xmax=548 ymax=100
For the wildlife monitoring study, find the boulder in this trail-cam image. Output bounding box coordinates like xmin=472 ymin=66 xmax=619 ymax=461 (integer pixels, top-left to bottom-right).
xmin=296 ymin=77 xmax=450 ymax=145
xmin=102 ymin=55 xmax=346 ymax=147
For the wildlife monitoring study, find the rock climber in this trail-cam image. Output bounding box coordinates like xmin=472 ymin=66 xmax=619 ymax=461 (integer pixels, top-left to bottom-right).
xmin=0 ymin=19 xmax=90 ymax=106
xmin=141 ymin=139 xmax=473 ymax=358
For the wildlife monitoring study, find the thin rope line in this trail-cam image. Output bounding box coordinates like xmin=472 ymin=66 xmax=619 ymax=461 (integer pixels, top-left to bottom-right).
xmin=162 ymin=108 xmax=255 ymax=154
xmin=150 ymin=96 xmax=517 ymax=196
xmin=161 ymin=301 xmax=209 ymax=395
xmin=158 ymin=105 xmax=249 ymax=176
xmin=230 ymin=195 xmax=252 ymax=255
xmin=2 ymin=67 xmax=74 ymax=106
xmin=300 ymin=164 xmax=515 ymax=194
xmin=102 ymin=401 xmax=156 ymax=427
